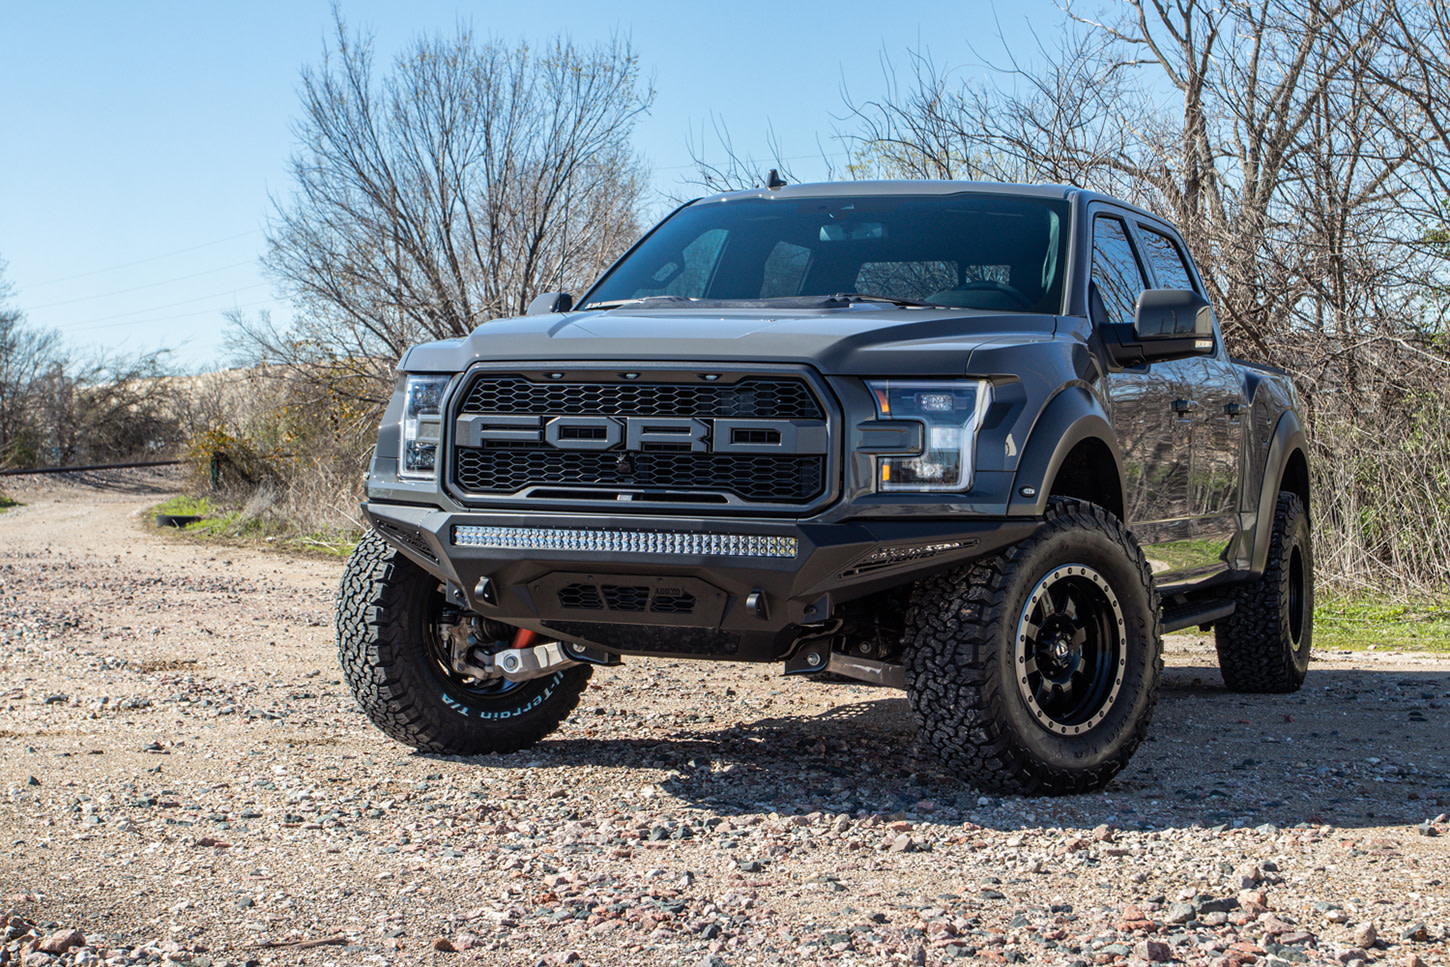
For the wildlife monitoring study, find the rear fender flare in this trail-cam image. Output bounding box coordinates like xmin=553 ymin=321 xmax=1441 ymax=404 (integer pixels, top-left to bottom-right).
xmin=1250 ymin=410 xmax=1308 ymax=573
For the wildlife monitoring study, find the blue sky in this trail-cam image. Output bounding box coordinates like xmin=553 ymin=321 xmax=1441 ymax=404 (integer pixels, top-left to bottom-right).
xmin=0 ymin=0 xmax=1063 ymax=371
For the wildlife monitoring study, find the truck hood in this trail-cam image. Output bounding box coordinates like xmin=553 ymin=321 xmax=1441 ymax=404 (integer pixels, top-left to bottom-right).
xmin=400 ymin=305 xmax=1061 ymax=377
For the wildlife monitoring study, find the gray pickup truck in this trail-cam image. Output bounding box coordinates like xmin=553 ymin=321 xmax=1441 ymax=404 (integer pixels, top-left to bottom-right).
xmin=337 ymin=180 xmax=1312 ymax=794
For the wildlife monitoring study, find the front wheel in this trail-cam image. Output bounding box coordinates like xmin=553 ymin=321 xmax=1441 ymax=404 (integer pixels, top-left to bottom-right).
xmin=336 ymin=531 xmax=591 ymax=754
xmin=902 ymin=499 xmax=1162 ymax=795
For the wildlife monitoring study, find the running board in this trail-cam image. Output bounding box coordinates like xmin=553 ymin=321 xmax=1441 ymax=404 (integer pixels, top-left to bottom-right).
xmin=1161 ymin=598 xmax=1235 ymax=633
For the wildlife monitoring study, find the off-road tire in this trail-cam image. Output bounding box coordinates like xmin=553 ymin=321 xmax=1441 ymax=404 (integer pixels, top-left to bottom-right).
xmin=337 ymin=531 xmax=591 ymax=754
xmin=902 ymin=499 xmax=1162 ymax=795
xmin=1214 ymin=492 xmax=1312 ymax=693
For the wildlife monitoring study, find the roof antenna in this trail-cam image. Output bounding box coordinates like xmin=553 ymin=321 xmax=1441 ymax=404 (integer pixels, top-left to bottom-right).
xmin=765 ymin=168 xmax=787 ymax=190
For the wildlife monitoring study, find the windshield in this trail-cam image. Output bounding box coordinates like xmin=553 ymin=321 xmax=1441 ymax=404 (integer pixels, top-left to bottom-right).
xmin=581 ymin=192 xmax=1071 ymax=313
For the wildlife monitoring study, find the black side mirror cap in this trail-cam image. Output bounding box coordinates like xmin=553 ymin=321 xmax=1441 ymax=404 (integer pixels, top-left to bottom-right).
xmin=526 ymin=292 xmax=574 ymax=315
xmin=1105 ymin=289 xmax=1215 ymax=366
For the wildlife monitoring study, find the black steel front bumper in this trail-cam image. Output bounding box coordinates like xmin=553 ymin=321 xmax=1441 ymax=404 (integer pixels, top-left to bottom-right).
xmin=364 ymin=501 xmax=1038 ymax=662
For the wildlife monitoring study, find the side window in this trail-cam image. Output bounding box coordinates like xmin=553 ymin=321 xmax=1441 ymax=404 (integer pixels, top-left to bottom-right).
xmin=1091 ymin=216 xmax=1147 ymax=327
xmin=1139 ymin=227 xmax=1196 ymax=291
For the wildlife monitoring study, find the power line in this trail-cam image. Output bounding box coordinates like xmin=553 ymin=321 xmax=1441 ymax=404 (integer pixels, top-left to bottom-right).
xmin=24 ymin=229 xmax=263 ymax=287
xmin=61 ymin=295 xmax=277 ymax=335
xmin=25 ymin=260 xmax=260 ymax=310
xmin=56 ymin=283 xmax=272 ymax=330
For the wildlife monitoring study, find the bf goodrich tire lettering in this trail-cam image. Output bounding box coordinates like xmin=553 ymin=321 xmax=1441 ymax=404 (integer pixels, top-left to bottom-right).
xmin=336 ymin=531 xmax=591 ymax=754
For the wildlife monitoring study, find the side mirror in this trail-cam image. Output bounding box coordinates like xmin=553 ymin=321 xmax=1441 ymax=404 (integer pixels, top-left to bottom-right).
xmin=1105 ymin=288 xmax=1215 ymax=366
xmin=526 ymin=292 xmax=574 ymax=315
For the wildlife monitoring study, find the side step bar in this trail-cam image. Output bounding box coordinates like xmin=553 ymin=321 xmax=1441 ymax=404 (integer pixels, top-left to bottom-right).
xmin=1161 ymin=598 xmax=1235 ymax=634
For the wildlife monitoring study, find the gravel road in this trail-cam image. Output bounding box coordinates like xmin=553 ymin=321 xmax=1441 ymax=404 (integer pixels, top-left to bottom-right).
xmin=1 ymin=470 xmax=1447 ymax=967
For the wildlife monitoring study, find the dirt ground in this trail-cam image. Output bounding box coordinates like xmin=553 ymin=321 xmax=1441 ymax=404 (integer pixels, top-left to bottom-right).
xmin=1 ymin=469 xmax=1447 ymax=967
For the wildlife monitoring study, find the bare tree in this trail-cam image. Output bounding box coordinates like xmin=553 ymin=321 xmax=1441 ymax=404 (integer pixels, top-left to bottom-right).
xmin=838 ymin=0 xmax=1441 ymax=363
xmin=0 ymin=258 xmax=66 ymax=467
xmin=244 ymin=15 xmax=653 ymax=401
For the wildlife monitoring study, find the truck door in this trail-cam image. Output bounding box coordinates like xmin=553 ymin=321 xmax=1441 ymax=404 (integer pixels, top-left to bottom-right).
xmin=1135 ymin=223 xmax=1246 ymax=577
xmin=1090 ymin=213 xmax=1198 ymax=582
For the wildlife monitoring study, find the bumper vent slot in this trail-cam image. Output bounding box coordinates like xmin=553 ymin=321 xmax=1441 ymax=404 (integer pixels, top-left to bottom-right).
xmin=556 ymin=582 xmax=697 ymax=616
xmin=373 ymin=519 xmax=437 ymax=563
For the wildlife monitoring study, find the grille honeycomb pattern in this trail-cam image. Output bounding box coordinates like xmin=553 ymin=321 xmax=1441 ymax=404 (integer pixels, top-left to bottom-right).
xmin=556 ymin=583 xmax=604 ymax=610
xmin=601 ymin=585 xmax=650 ymax=611
xmin=459 ymin=376 xmax=822 ymax=420
xmin=555 ymin=583 xmax=698 ymax=616
xmin=455 ymin=449 xmax=824 ymax=503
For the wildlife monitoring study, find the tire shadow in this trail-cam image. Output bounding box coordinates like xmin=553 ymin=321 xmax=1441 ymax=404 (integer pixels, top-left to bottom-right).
xmin=426 ymin=662 xmax=1450 ymax=832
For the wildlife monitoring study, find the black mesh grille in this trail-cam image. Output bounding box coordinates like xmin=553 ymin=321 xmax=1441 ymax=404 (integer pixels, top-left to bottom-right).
xmin=456 ymin=449 xmax=823 ymax=502
xmin=649 ymin=590 xmax=696 ymax=614
xmin=557 ymin=583 xmax=604 ymax=610
xmin=451 ymin=371 xmax=829 ymax=506
xmin=554 ymin=582 xmax=698 ymax=616
xmin=601 ymin=585 xmax=650 ymax=612
xmin=460 ymin=376 xmax=822 ymax=419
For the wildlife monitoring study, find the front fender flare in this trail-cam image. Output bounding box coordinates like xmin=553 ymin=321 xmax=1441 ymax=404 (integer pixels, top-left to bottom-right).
xmin=1006 ymin=386 xmax=1124 ymax=518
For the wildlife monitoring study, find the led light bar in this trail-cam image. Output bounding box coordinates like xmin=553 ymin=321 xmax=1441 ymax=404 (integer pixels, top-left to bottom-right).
xmin=453 ymin=525 xmax=799 ymax=559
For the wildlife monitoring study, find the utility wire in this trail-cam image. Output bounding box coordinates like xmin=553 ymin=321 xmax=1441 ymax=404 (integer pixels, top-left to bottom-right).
xmin=61 ymin=296 xmax=275 ymax=335
xmin=57 ymin=284 xmax=272 ymax=331
xmin=24 ymin=229 xmax=262 ymax=287
xmin=26 ymin=260 xmax=260 ymax=310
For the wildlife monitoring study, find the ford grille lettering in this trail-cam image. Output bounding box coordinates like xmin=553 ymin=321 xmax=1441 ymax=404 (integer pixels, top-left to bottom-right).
xmin=455 ymin=414 xmax=828 ymax=454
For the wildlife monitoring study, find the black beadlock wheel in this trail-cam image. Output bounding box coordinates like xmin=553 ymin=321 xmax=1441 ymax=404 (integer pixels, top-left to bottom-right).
xmin=336 ymin=531 xmax=591 ymax=754
xmin=902 ymin=499 xmax=1162 ymax=795
xmin=1214 ymin=492 xmax=1313 ymax=693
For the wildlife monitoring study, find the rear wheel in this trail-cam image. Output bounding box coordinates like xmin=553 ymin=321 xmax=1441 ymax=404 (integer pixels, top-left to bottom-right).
xmin=337 ymin=531 xmax=591 ymax=754
xmin=902 ymin=499 xmax=1162 ymax=795
xmin=1214 ymin=492 xmax=1313 ymax=693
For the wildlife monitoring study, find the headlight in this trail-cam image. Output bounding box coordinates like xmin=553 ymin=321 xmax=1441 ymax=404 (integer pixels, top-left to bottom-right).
xmin=399 ymin=374 xmax=450 ymax=479
xmin=866 ymin=379 xmax=990 ymax=491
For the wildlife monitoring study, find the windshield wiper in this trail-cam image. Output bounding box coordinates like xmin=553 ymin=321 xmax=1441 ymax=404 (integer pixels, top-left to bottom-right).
xmin=578 ymin=295 xmax=695 ymax=311
xmin=826 ymin=292 xmax=939 ymax=308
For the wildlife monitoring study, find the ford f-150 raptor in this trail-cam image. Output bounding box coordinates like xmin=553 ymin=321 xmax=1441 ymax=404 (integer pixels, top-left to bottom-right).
xmin=337 ymin=180 xmax=1312 ymax=795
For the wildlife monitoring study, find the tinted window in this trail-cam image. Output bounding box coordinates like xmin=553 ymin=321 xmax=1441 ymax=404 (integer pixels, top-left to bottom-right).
xmin=629 ymin=228 xmax=728 ymax=299
xmin=1091 ymin=216 xmax=1147 ymax=327
xmin=855 ymin=260 xmax=958 ymax=299
xmin=1140 ymin=227 xmax=1195 ymax=291
xmin=583 ymin=194 xmax=1072 ymax=313
xmin=759 ymin=241 xmax=811 ymax=297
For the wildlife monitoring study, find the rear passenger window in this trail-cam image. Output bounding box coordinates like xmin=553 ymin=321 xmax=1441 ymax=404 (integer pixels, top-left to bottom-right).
xmin=1140 ymin=228 xmax=1195 ymax=291
xmin=1091 ymin=217 xmax=1147 ymax=328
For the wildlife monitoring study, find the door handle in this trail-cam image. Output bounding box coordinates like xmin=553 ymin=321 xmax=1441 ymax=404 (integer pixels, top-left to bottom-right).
xmin=1171 ymin=399 xmax=1199 ymax=414
xmin=1225 ymin=402 xmax=1244 ymax=416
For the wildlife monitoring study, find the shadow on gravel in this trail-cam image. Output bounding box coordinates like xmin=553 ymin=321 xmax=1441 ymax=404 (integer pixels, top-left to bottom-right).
xmin=429 ymin=664 xmax=1449 ymax=832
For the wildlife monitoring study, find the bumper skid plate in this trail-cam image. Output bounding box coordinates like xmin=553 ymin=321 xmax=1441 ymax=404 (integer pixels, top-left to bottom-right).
xmin=364 ymin=502 xmax=1037 ymax=662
